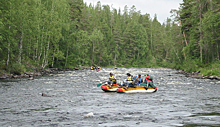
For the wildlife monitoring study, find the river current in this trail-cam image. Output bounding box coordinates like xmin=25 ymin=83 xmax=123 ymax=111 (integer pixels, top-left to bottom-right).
xmin=0 ymin=68 xmax=220 ymax=127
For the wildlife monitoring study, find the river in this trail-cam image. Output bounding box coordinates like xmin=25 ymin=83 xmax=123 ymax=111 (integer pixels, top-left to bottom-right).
xmin=0 ymin=68 xmax=220 ymax=127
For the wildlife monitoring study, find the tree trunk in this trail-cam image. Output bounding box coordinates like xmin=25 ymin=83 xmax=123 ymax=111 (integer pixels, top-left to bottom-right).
xmin=44 ymin=35 xmax=50 ymax=68
xmin=38 ymin=26 xmax=44 ymax=61
xmin=178 ymin=18 xmax=188 ymax=46
xmin=181 ymin=39 xmax=186 ymax=61
xmin=212 ymin=44 xmax=215 ymax=61
xmin=210 ymin=0 xmax=215 ymax=61
xmin=151 ymin=22 xmax=153 ymax=53
xmin=65 ymin=43 xmax=69 ymax=67
xmin=217 ymin=43 xmax=219 ymax=60
xmin=52 ymin=49 xmax=55 ymax=67
xmin=42 ymin=47 xmax=45 ymax=68
xmin=199 ymin=0 xmax=203 ymax=63
xmin=172 ymin=45 xmax=181 ymax=64
xmin=42 ymin=29 xmax=49 ymax=69
xmin=174 ymin=10 xmax=188 ymax=46
xmin=7 ymin=42 xmax=10 ymax=66
xmin=18 ymin=31 xmax=23 ymax=64
xmin=7 ymin=25 xmax=11 ymax=66
xmin=165 ymin=50 xmax=169 ymax=61
xmin=114 ymin=52 xmax=116 ymax=66
xmin=91 ymin=41 xmax=94 ymax=66
xmin=111 ymin=13 xmax=113 ymax=34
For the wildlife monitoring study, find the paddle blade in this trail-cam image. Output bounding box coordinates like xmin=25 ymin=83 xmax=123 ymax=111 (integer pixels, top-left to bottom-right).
xmin=97 ymin=83 xmax=102 ymax=87
xmin=140 ymin=83 xmax=147 ymax=86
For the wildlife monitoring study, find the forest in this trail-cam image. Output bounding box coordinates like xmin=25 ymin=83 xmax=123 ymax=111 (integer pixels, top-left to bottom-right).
xmin=0 ymin=0 xmax=220 ymax=76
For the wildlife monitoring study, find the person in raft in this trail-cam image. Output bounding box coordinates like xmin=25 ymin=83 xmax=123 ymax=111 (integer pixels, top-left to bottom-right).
xmin=97 ymin=66 xmax=101 ymax=71
xmin=91 ymin=66 xmax=97 ymax=70
xmin=122 ymin=73 xmax=134 ymax=88
xmin=108 ymin=72 xmax=117 ymax=85
xmin=91 ymin=66 xmax=94 ymax=70
xmin=133 ymin=74 xmax=143 ymax=86
xmin=144 ymin=73 xmax=155 ymax=88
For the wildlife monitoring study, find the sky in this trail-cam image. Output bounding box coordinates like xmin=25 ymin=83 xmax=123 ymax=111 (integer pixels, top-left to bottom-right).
xmin=83 ymin=0 xmax=183 ymax=23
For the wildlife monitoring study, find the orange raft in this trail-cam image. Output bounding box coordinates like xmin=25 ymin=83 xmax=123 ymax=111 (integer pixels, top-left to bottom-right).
xmin=116 ymin=86 xmax=157 ymax=93
xmin=101 ymin=83 xmax=119 ymax=92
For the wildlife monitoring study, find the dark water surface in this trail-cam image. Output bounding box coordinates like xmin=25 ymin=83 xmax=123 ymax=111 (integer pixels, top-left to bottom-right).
xmin=0 ymin=68 xmax=220 ymax=127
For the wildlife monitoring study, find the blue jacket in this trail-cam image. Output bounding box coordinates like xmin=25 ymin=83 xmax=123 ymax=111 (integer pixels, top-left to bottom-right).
xmin=133 ymin=76 xmax=143 ymax=84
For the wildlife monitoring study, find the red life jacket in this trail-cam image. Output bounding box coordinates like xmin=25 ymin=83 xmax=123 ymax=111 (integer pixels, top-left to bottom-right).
xmin=145 ymin=75 xmax=151 ymax=81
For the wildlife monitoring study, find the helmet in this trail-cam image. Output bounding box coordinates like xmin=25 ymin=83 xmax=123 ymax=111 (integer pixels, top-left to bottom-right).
xmin=144 ymin=73 xmax=148 ymax=76
xmin=110 ymin=72 xmax=113 ymax=75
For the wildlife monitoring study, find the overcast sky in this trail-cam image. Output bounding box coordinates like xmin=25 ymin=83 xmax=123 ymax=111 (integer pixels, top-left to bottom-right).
xmin=83 ymin=0 xmax=183 ymax=23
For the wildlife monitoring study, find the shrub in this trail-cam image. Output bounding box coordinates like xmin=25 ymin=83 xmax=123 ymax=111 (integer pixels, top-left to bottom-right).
xmin=182 ymin=59 xmax=198 ymax=72
xmin=9 ymin=62 xmax=25 ymax=75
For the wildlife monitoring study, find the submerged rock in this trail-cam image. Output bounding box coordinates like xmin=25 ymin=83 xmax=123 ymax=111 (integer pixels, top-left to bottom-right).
xmin=84 ymin=112 xmax=94 ymax=117
xmin=41 ymin=93 xmax=51 ymax=97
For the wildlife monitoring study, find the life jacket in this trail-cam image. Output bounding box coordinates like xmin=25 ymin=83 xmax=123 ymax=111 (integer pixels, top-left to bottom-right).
xmin=91 ymin=66 xmax=94 ymax=70
xmin=98 ymin=67 xmax=101 ymax=70
xmin=109 ymin=75 xmax=116 ymax=81
xmin=127 ymin=76 xmax=133 ymax=83
xmin=145 ymin=75 xmax=151 ymax=81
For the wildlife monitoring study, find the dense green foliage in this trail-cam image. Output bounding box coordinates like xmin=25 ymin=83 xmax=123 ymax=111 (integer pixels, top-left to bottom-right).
xmin=0 ymin=0 xmax=219 ymax=76
xmin=178 ymin=0 xmax=220 ymax=75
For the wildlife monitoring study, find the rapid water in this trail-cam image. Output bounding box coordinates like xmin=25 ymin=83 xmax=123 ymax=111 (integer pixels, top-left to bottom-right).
xmin=0 ymin=68 xmax=220 ymax=127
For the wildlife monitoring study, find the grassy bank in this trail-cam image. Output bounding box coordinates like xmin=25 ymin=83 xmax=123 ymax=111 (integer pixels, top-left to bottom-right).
xmin=169 ymin=60 xmax=220 ymax=77
xmin=198 ymin=62 xmax=220 ymax=77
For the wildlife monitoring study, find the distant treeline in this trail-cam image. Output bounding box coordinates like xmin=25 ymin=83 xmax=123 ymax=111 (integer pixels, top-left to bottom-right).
xmin=0 ymin=0 xmax=220 ymax=74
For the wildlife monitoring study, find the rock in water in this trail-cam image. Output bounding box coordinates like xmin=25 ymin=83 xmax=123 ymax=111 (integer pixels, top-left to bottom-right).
xmin=84 ymin=112 xmax=94 ymax=117
xmin=28 ymin=77 xmax=34 ymax=80
xmin=41 ymin=93 xmax=51 ymax=97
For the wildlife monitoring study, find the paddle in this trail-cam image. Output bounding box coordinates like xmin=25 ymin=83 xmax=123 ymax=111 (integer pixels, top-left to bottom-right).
xmin=97 ymin=81 xmax=106 ymax=87
xmin=93 ymin=70 xmax=106 ymax=87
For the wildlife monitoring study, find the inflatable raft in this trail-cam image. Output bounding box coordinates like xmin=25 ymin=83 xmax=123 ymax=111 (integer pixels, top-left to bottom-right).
xmin=116 ymin=86 xmax=157 ymax=93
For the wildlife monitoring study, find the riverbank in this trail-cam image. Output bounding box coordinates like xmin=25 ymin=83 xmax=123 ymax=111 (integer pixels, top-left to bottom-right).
xmin=0 ymin=66 xmax=89 ymax=80
xmin=176 ymin=69 xmax=220 ymax=80
xmin=1 ymin=66 xmax=220 ymax=81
